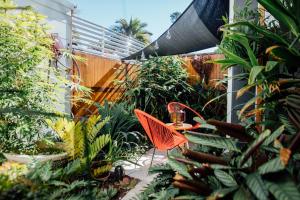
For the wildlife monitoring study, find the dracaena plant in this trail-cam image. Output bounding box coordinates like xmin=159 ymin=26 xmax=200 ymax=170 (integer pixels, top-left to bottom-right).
xmin=215 ymin=0 xmax=300 ymax=127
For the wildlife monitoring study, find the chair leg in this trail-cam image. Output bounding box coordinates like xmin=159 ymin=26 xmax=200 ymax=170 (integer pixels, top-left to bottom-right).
xmin=150 ymin=148 xmax=156 ymax=168
xmin=185 ymin=142 xmax=190 ymax=149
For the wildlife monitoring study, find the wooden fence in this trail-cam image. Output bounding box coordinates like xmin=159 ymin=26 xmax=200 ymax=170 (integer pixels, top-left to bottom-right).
xmin=72 ymin=52 xmax=225 ymax=117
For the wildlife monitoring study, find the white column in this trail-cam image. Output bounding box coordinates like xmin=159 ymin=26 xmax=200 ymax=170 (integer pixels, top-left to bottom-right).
xmin=226 ymin=0 xmax=257 ymax=123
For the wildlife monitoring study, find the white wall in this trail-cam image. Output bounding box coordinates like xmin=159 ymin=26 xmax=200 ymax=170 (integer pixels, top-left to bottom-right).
xmin=15 ymin=0 xmax=74 ymax=49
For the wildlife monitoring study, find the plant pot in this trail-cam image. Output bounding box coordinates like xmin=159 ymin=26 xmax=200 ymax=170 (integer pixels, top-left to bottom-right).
xmin=3 ymin=152 xmax=68 ymax=164
xmin=91 ymin=161 xmax=112 ymax=181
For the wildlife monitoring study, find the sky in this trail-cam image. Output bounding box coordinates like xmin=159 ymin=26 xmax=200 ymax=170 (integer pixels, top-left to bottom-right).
xmin=70 ymin=0 xmax=192 ymax=41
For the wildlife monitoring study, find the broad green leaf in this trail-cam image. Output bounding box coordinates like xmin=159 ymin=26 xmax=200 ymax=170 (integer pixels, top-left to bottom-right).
xmin=239 ymin=95 xmax=260 ymax=118
xmin=239 ymin=130 xmax=271 ymax=167
xmin=258 ymin=0 xmax=300 ymax=37
xmin=193 ymin=117 xmax=206 ymax=124
xmin=224 ymin=21 xmax=289 ymax=47
xmin=287 ymin=95 xmax=300 ymax=110
xmin=262 ymin=125 xmax=285 ymax=146
xmin=279 ymin=114 xmax=297 ymax=135
xmin=214 ymin=170 xmax=237 ymax=187
xmin=174 ymin=195 xmax=204 ymax=200
xmin=265 ymin=180 xmax=300 ymax=200
xmin=167 ymin=158 xmax=192 ymax=179
xmin=218 ymin=46 xmax=251 ymax=70
xmin=249 ymin=66 xmax=265 ymax=84
xmin=185 ymin=133 xmax=241 ymax=152
xmin=265 ymin=61 xmax=278 ymax=71
xmin=227 ymin=33 xmax=258 ymax=67
xmin=209 ymin=187 xmax=238 ymax=199
xmin=246 ymin=173 xmax=268 ymax=200
xmin=237 ymin=84 xmax=255 ymax=99
xmin=210 ymin=58 xmax=238 ymax=65
xmin=63 ymin=159 xmax=81 ymax=176
xmin=39 ymin=162 xmax=52 ymax=182
xmin=210 ymin=164 xmax=234 ymax=170
xmin=233 ymin=186 xmax=253 ymax=200
xmin=258 ymin=157 xmax=285 ymax=174
xmin=193 ymin=117 xmax=216 ymax=130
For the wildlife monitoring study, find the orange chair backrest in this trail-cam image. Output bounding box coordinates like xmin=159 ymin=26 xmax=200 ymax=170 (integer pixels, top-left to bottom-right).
xmin=167 ymin=102 xmax=204 ymax=120
xmin=134 ymin=109 xmax=187 ymax=150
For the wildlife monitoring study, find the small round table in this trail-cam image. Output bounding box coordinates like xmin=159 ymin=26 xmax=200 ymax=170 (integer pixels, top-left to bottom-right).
xmin=166 ymin=123 xmax=199 ymax=131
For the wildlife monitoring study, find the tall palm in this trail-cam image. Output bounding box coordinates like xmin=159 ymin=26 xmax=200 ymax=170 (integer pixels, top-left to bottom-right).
xmin=112 ymin=17 xmax=152 ymax=44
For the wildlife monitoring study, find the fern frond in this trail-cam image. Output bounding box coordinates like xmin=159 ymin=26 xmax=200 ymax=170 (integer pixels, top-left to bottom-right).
xmin=87 ymin=116 xmax=110 ymax=143
xmin=86 ymin=115 xmax=101 ymax=142
xmin=63 ymin=122 xmax=76 ymax=159
xmin=89 ymin=134 xmax=111 ymax=160
xmin=92 ymin=164 xmax=112 ymax=177
xmin=74 ymin=121 xmax=84 ymax=158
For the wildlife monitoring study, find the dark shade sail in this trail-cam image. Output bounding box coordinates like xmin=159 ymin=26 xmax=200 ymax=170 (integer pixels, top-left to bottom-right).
xmin=123 ymin=0 xmax=229 ymax=60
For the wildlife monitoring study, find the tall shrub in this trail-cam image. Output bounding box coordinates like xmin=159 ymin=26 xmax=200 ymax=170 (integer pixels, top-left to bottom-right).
xmin=0 ymin=1 xmax=82 ymax=153
xmin=120 ymin=56 xmax=193 ymax=120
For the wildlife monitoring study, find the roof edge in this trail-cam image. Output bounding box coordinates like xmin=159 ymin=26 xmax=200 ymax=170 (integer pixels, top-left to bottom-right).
xmin=51 ymin=0 xmax=76 ymax=10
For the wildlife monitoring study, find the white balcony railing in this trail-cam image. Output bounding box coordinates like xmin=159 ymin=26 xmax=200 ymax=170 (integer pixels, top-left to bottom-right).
xmin=71 ymin=15 xmax=145 ymax=59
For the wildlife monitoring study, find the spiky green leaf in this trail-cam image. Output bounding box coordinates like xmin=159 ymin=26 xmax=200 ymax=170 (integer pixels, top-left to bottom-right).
xmin=265 ymin=61 xmax=279 ymax=71
xmin=249 ymin=66 xmax=265 ymax=84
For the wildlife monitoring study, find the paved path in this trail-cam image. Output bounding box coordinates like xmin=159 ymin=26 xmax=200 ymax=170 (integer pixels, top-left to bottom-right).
xmin=121 ymin=149 xmax=167 ymax=200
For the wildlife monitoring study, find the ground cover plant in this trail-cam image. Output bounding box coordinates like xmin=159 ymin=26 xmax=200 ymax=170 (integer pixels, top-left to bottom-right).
xmin=0 ymin=113 xmax=140 ymax=199
xmin=139 ymin=0 xmax=300 ymax=199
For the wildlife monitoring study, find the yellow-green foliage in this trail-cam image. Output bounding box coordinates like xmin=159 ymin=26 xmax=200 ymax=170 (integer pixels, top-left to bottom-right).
xmin=46 ymin=115 xmax=111 ymax=161
xmin=93 ymin=164 xmax=112 ymax=177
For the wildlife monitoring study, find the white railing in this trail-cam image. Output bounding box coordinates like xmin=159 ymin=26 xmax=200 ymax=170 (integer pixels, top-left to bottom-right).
xmin=71 ymin=15 xmax=144 ymax=59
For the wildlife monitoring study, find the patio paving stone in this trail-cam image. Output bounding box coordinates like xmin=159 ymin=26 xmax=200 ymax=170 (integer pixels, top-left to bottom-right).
xmin=121 ymin=148 xmax=167 ymax=200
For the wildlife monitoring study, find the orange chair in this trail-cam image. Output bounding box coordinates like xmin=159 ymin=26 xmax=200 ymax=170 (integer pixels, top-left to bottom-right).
xmin=167 ymin=102 xmax=204 ymax=130
xmin=134 ymin=109 xmax=188 ymax=167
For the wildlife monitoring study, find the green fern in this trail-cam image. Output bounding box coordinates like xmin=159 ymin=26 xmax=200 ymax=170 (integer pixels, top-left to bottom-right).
xmin=47 ymin=115 xmax=111 ymax=164
xmin=89 ymin=134 xmax=111 ymax=160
